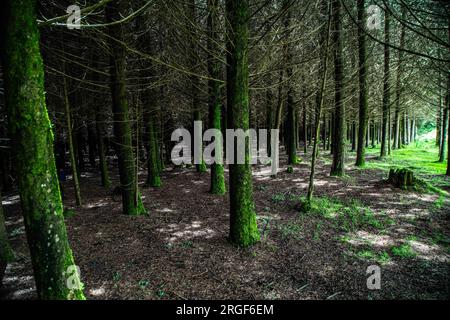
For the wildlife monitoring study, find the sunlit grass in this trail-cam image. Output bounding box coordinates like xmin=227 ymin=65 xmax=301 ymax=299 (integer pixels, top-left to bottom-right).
xmin=361 ymin=137 xmax=448 ymax=190
xmin=364 ymin=140 xmax=446 ymax=174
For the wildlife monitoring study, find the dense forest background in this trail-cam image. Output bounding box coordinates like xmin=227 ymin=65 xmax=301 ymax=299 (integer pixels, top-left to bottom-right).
xmin=0 ymin=0 xmax=449 ymax=300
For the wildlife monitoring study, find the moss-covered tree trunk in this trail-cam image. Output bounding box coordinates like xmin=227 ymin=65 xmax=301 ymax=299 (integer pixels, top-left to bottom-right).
xmin=226 ymin=0 xmax=260 ymax=247
xmin=0 ymin=0 xmax=85 ymax=299
xmin=380 ymin=10 xmax=391 ymax=158
xmin=330 ymin=0 xmax=345 ymax=176
xmin=207 ymin=0 xmax=226 ymax=195
xmin=106 ymin=0 xmax=146 ymax=216
xmin=441 ymin=18 xmax=449 ymax=166
xmin=355 ymin=0 xmax=368 ymax=167
xmin=0 ymin=190 xmax=14 ymax=284
xmin=440 ymin=89 xmax=448 ymax=163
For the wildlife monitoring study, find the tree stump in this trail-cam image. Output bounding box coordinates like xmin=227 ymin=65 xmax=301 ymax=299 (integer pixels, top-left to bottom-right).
xmin=388 ymin=168 xmax=415 ymax=188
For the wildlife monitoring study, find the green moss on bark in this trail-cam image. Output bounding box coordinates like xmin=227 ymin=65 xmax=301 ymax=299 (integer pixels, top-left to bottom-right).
xmin=226 ymin=0 xmax=260 ymax=247
xmin=0 ymin=0 xmax=85 ymax=299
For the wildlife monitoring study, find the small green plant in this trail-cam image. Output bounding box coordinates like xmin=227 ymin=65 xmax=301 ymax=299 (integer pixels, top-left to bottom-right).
xmin=155 ymin=284 xmax=166 ymax=298
xmin=434 ymin=195 xmax=445 ymax=209
xmin=355 ymin=249 xmax=391 ymax=264
xmin=313 ymin=222 xmax=322 ymax=240
xmin=181 ymin=240 xmax=194 ymax=248
xmin=356 ymin=250 xmax=376 ymax=260
xmin=112 ymin=271 xmax=121 ymax=282
xmin=377 ymin=251 xmax=391 ymax=264
xmin=139 ymin=280 xmax=149 ymax=289
xmin=391 ymin=243 xmax=416 ymax=258
xmin=271 ymin=193 xmax=286 ymax=203
xmin=286 ymin=166 xmax=294 ymax=173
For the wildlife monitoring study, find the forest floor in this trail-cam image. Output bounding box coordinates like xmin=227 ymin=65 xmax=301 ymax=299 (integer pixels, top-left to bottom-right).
xmin=1 ymin=140 xmax=449 ymax=300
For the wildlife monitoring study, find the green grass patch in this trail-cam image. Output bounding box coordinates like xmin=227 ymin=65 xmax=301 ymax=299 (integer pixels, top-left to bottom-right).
xmin=296 ymin=196 xmax=393 ymax=232
xmin=355 ymin=249 xmax=391 ymax=264
xmin=363 ymin=140 xmax=449 ymax=191
xmin=391 ymin=243 xmax=416 ymax=259
xmin=278 ymin=221 xmax=302 ymax=240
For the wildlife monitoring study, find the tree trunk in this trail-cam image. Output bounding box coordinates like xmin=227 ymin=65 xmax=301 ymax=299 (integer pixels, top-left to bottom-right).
xmin=146 ymin=112 xmax=161 ymax=188
xmin=307 ymin=0 xmax=331 ymax=201
xmin=0 ymin=0 xmax=85 ymax=299
xmin=188 ymin=0 xmax=207 ymax=173
xmin=303 ymin=107 xmax=308 ymax=154
xmin=208 ymin=0 xmax=226 ymax=195
xmin=106 ymin=0 xmax=146 ymax=216
xmin=87 ymin=119 xmax=97 ymax=168
xmin=380 ymin=10 xmax=391 ymax=158
xmin=393 ymin=8 xmax=406 ymax=150
xmin=283 ymin=3 xmax=297 ymax=165
xmin=439 ymin=96 xmax=448 ymax=163
xmin=92 ymin=56 xmax=111 ymax=188
xmin=330 ymin=0 xmax=345 ymax=176
xmin=63 ymin=73 xmax=82 ymax=206
xmin=226 ymin=0 xmax=260 ymax=247
xmin=355 ymin=0 xmax=368 ymax=166
xmin=0 ymin=190 xmax=14 ymax=284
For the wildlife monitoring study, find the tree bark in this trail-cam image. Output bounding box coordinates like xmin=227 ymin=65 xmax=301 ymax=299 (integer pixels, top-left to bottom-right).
xmin=63 ymin=73 xmax=82 ymax=206
xmin=0 ymin=190 xmax=14 ymax=284
xmin=0 ymin=0 xmax=85 ymax=299
xmin=226 ymin=0 xmax=260 ymax=247
xmin=208 ymin=0 xmax=226 ymax=195
xmin=330 ymin=0 xmax=345 ymax=176
xmin=106 ymin=0 xmax=146 ymax=215
xmin=380 ymin=10 xmax=391 ymax=158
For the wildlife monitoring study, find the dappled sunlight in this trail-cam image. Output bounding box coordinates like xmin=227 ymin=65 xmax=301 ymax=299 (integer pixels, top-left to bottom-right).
xmin=157 ymin=220 xmax=216 ymax=243
xmin=85 ymin=199 xmax=110 ymax=209
xmin=1 ymin=263 xmax=36 ymax=300
xmin=89 ymin=286 xmax=106 ymax=297
xmin=410 ymin=240 xmax=449 ymax=262
xmin=2 ymin=194 xmax=20 ymax=206
xmin=191 ymin=180 xmax=206 ymax=185
xmin=156 ymin=207 xmax=174 ymax=213
xmin=4 ymin=216 xmax=23 ymax=227
xmin=347 ymin=230 xmax=395 ymax=248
